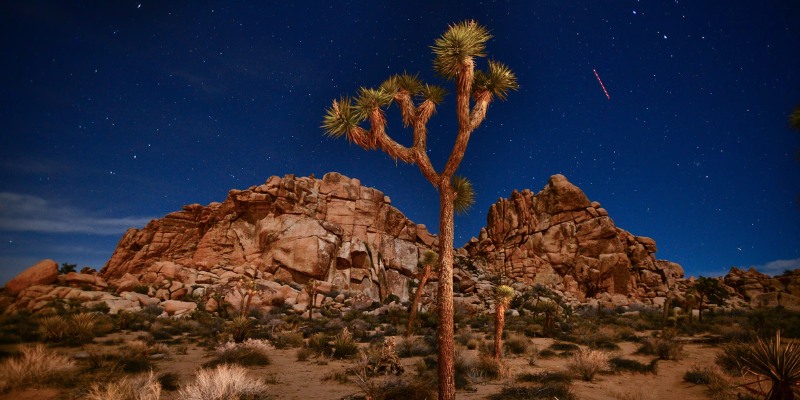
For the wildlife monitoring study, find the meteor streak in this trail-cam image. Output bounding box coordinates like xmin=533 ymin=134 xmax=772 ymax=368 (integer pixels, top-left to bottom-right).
xmin=593 ymin=69 xmax=610 ymax=100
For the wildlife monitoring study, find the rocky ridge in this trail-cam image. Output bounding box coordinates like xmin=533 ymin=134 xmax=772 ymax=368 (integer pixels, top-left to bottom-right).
xmin=2 ymin=172 xmax=797 ymax=317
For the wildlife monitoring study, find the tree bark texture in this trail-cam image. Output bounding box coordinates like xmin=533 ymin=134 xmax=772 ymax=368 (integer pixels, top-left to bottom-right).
xmin=437 ymin=186 xmax=456 ymax=400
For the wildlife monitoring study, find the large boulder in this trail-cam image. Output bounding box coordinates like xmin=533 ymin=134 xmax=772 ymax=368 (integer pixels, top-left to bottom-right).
xmin=5 ymin=259 xmax=59 ymax=296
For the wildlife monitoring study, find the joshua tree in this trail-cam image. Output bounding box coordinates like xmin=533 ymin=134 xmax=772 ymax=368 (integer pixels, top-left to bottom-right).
xmin=305 ymin=279 xmax=317 ymax=320
xmin=493 ymin=285 xmax=515 ymax=362
xmin=406 ymin=251 xmax=438 ymax=337
xmin=693 ymin=277 xmax=730 ymax=322
xmin=322 ymin=21 xmax=517 ymax=399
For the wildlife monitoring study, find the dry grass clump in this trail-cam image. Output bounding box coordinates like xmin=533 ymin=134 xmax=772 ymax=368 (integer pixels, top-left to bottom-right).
xmin=517 ymin=370 xmax=573 ymax=384
xmin=570 ymin=347 xmax=610 ymax=381
xmin=178 ymin=364 xmax=270 ymax=400
xmin=0 ymin=344 xmax=77 ymax=391
xmin=503 ymin=333 xmax=530 ymax=355
xmin=82 ymin=371 xmax=162 ymax=400
xmin=609 ymin=356 xmax=658 ymax=374
xmin=332 ymin=327 xmax=359 ymax=359
xmin=271 ymin=330 xmax=304 ymax=349
xmin=204 ymin=339 xmax=271 ymax=368
xmin=683 ymin=365 xmax=736 ymax=400
xmin=715 ymin=341 xmax=751 ymax=376
xmin=487 ymin=383 xmax=576 ymax=400
xmin=396 ymin=336 xmax=434 ymax=358
xmin=636 ymin=337 xmax=684 ymax=360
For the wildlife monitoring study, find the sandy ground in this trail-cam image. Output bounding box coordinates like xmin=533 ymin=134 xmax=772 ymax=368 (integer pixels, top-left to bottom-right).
xmin=0 ymin=333 xmax=738 ymax=400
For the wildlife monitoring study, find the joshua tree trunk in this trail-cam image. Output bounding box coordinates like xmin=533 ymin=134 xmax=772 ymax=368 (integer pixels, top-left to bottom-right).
xmin=406 ymin=264 xmax=432 ymax=337
xmin=494 ymin=301 xmax=506 ymax=362
xmin=436 ymin=187 xmax=457 ymax=400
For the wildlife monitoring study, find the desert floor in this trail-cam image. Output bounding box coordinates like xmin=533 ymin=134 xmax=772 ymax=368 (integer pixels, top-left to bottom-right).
xmin=0 ymin=330 xmax=748 ymax=400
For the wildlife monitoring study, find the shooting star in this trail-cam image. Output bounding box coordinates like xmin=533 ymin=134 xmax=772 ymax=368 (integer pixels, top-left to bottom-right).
xmin=593 ymin=69 xmax=611 ymax=100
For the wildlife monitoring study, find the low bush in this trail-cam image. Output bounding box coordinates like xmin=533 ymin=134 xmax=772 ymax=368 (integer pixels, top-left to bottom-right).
xmin=83 ymin=371 xmax=162 ymax=400
xmin=396 ymin=336 xmax=434 ymax=358
xmin=0 ymin=344 xmax=77 ymax=391
xmin=487 ymin=383 xmax=576 ymax=400
xmin=570 ymin=348 xmax=610 ymax=381
xmin=271 ymin=330 xmax=305 ymax=349
xmin=714 ymin=341 xmax=750 ymax=376
xmin=609 ymin=357 xmax=657 ymax=374
xmin=636 ymin=337 xmax=683 ymax=360
xmin=503 ymin=333 xmax=530 ymax=355
xmin=549 ymin=342 xmax=580 ymax=352
xmin=204 ymin=339 xmax=271 ymax=368
xmin=683 ymin=365 xmax=716 ymax=385
xmin=178 ymin=364 xmax=270 ymax=400
xmin=517 ymin=370 xmax=574 ymax=384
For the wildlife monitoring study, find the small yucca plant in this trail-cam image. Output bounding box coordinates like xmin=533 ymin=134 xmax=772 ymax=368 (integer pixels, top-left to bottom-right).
xmin=741 ymin=331 xmax=800 ymax=400
xmin=39 ymin=315 xmax=69 ymax=342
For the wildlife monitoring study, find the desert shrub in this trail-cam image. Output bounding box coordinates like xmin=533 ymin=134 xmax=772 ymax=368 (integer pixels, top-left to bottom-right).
xmin=487 ymin=383 xmax=576 ymax=400
xmin=116 ymin=310 xmax=145 ymax=331
xmin=307 ymin=332 xmax=331 ymax=355
xmin=503 ymin=333 xmax=530 ymax=355
xmin=0 ymin=312 xmax=40 ymax=344
xmin=39 ymin=312 xmax=97 ymax=345
xmin=271 ymin=330 xmax=305 ymax=349
xmin=636 ymin=337 xmax=684 ymax=360
xmin=83 ymin=371 xmax=162 ymax=400
xmin=296 ymin=347 xmax=313 ymax=361
xmin=113 ymin=339 xmax=166 ymax=373
xmin=396 ymin=336 xmax=434 ymax=358
xmin=456 ymin=327 xmax=476 ymax=346
xmin=683 ymin=365 xmax=716 ymax=384
xmin=570 ymin=347 xmax=610 ymax=381
xmin=332 ymin=328 xmax=359 ymax=359
xmin=549 ymin=342 xmax=580 ymax=352
xmin=204 ymin=339 xmax=271 ymax=368
xmin=158 ymin=372 xmax=181 ymax=391
xmin=715 ymin=341 xmax=751 ymax=376
xmin=0 ymin=344 xmax=77 ymax=390
xmin=178 ymin=364 xmax=270 ymax=400
xmin=609 ymin=357 xmax=658 ymax=374
xmin=517 ymin=370 xmax=573 ymax=384
xmin=538 ymin=348 xmax=557 ymax=359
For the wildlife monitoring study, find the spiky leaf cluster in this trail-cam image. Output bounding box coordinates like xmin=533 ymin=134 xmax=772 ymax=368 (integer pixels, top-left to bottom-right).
xmin=381 ymin=72 xmax=423 ymax=94
xmin=474 ymin=60 xmax=520 ymax=101
xmin=354 ymin=87 xmax=393 ymax=120
xmin=451 ymin=175 xmax=475 ymax=214
xmin=494 ymin=285 xmax=515 ymax=303
xmin=420 ymin=84 xmax=447 ymax=105
xmin=421 ymin=250 xmax=439 ymax=268
xmin=741 ymin=331 xmax=800 ymax=400
xmin=322 ymin=97 xmax=360 ymax=138
xmin=790 ymin=105 xmax=800 ymax=131
xmin=432 ymin=20 xmax=492 ymax=79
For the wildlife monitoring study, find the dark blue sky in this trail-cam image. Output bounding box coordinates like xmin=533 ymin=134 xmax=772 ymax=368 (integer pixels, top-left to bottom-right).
xmin=1 ymin=1 xmax=798 ymax=284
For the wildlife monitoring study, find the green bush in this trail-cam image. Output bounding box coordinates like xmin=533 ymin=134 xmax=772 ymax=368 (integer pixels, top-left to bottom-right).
xmin=332 ymin=328 xmax=359 ymax=359
xmin=271 ymin=330 xmax=305 ymax=349
xmin=204 ymin=339 xmax=271 ymax=368
xmin=503 ymin=333 xmax=530 ymax=355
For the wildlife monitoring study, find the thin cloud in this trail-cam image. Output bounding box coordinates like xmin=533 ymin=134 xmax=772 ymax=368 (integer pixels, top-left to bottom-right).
xmin=0 ymin=192 xmax=153 ymax=235
xmin=751 ymin=258 xmax=800 ymax=276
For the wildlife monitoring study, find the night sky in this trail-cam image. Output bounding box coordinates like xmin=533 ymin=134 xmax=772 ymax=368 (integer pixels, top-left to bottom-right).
xmin=1 ymin=1 xmax=799 ymax=285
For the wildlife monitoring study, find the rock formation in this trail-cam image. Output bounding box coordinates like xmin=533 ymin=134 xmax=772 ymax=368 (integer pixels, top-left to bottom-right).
xmin=724 ymin=267 xmax=800 ymax=311
xmin=463 ymin=174 xmax=684 ymax=305
xmin=101 ymin=172 xmax=438 ymax=304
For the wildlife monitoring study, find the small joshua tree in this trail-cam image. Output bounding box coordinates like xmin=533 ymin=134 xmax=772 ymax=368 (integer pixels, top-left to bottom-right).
xmin=305 ymin=279 xmax=317 ymax=320
xmin=234 ymin=278 xmax=258 ymax=317
xmin=406 ymin=251 xmax=438 ymax=337
xmin=323 ymin=20 xmax=517 ymax=400
xmin=493 ymin=285 xmax=515 ymax=362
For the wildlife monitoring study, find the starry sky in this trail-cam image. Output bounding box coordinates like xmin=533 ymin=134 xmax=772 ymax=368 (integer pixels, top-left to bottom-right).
xmin=1 ymin=1 xmax=799 ymax=285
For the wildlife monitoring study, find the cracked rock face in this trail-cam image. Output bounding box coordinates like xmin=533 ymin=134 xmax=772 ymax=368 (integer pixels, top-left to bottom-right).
xmin=100 ymin=172 xmax=438 ymax=303
xmin=463 ymin=174 xmax=684 ymax=302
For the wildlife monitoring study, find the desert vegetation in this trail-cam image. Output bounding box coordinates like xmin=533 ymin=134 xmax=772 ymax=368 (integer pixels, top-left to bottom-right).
xmin=0 ymin=287 xmax=798 ymax=400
